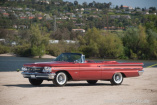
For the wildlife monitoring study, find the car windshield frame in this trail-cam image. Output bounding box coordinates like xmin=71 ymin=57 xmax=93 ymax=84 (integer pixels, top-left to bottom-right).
xmin=54 ymin=53 xmax=85 ymax=63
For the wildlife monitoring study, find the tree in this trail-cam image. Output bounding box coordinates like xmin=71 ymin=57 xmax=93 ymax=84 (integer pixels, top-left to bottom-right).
xmin=120 ymin=5 xmax=123 ymax=9
xmin=123 ymin=25 xmax=148 ymax=59
xmin=149 ymin=7 xmax=156 ymax=12
xmin=78 ymin=27 xmax=124 ymax=58
xmin=0 ymin=0 xmax=7 ymax=4
xmin=115 ymin=5 xmax=119 ymax=9
xmin=88 ymin=3 xmax=93 ymax=7
xmin=145 ymin=15 xmax=157 ymax=33
xmin=74 ymin=0 xmax=78 ymax=6
xmin=82 ymin=2 xmax=87 ymax=8
xmin=30 ymin=24 xmax=49 ymax=58
xmin=79 ymin=28 xmax=101 ymax=57
xmin=123 ymin=27 xmax=139 ymax=58
xmin=147 ymin=29 xmax=157 ymax=59
xmin=100 ymin=33 xmax=124 ymax=58
xmin=137 ymin=25 xmax=148 ymax=59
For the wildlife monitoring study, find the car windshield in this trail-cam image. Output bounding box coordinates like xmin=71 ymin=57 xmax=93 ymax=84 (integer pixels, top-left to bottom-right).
xmin=54 ymin=53 xmax=83 ymax=63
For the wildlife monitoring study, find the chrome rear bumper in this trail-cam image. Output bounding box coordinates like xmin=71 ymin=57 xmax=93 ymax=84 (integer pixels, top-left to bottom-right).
xmin=22 ymin=72 xmax=56 ymax=80
xmin=138 ymin=70 xmax=144 ymax=76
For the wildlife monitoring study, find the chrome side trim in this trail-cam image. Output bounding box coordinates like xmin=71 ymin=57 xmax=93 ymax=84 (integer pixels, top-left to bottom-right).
xmin=101 ymin=64 xmax=144 ymax=66
xmin=21 ymin=72 xmax=56 ymax=79
xmin=103 ymin=68 xmax=142 ymax=70
xmin=138 ymin=70 xmax=144 ymax=76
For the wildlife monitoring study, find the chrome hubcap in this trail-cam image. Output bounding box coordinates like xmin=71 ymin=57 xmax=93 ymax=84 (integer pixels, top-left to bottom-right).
xmin=56 ymin=73 xmax=66 ymax=85
xmin=116 ymin=75 xmax=120 ymax=81
xmin=114 ymin=73 xmax=122 ymax=84
xmin=58 ymin=75 xmax=64 ymax=82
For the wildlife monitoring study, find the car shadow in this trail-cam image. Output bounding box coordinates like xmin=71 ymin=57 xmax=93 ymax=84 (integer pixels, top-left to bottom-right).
xmin=3 ymin=83 xmax=129 ymax=88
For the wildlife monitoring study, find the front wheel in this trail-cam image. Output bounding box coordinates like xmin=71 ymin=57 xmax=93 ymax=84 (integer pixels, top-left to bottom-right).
xmin=53 ymin=72 xmax=67 ymax=86
xmin=110 ymin=73 xmax=123 ymax=85
xmin=29 ymin=79 xmax=43 ymax=86
xmin=87 ymin=80 xmax=98 ymax=84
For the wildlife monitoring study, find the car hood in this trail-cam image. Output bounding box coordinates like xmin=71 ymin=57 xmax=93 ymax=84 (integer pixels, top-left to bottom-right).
xmin=23 ymin=61 xmax=73 ymax=67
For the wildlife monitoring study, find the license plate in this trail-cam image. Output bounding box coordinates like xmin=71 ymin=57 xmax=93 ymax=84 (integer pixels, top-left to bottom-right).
xmin=31 ymin=75 xmax=35 ymax=78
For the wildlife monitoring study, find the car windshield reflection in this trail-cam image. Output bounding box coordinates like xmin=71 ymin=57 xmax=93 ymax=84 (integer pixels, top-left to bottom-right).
xmin=54 ymin=53 xmax=83 ymax=63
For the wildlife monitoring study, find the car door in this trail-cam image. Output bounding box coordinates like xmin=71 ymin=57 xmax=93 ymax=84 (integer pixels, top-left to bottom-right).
xmin=79 ymin=63 xmax=102 ymax=80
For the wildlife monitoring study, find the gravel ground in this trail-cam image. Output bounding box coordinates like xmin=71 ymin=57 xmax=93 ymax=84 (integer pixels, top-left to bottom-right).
xmin=0 ymin=68 xmax=157 ymax=105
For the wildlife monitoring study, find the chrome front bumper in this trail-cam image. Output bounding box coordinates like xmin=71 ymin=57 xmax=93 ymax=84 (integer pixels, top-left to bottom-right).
xmin=138 ymin=70 xmax=144 ymax=76
xmin=22 ymin=72 xmax=56 ymax=80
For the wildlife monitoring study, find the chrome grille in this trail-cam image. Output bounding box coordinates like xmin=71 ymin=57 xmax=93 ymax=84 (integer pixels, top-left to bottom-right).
xmin=27 ymin=67 xmax=43 ymax=73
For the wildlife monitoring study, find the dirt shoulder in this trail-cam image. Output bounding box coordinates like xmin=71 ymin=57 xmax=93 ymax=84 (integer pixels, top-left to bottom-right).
xmin=0 ymin=53 xmax=56 ymax=59
xmin=0 ymin=68 xmax=157 ymax=105
xmin=0 ymin=53 xmax=16 ymax=57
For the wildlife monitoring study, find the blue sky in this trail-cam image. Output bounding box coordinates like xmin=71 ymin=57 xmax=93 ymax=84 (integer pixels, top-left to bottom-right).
xmin=64 ymin=0 xmax=157 ymax=9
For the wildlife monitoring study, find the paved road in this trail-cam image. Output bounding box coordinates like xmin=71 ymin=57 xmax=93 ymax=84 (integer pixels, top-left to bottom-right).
xmin=0 ymin=68 xmax=157 ymax=105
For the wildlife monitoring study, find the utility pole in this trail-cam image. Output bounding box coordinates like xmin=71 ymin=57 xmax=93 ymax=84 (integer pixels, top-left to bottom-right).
xmin=54 ymin=15 xmax=57 ymax=32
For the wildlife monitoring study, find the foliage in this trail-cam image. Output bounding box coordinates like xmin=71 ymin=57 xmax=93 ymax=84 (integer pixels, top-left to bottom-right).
xmin=100 ymin=33 xmax=124 ymax=58
xmin=78 ymin=27 xmax=124 ymax=58
xmin=0 ymin=44 xmax=10 ymax=54
xmin=47 ymin=42 xmax=79 ymax=56
xmin=144 ymin=15 xmax=157 ymax=33
xmin=31 ymin=44 xmax=45 ymax=58
xmin=13 ymin=44 xmax=31 ymax=57
xmin=123 ymin=25 xmax=148 ymax=59
xmin=30 ymin=24 xmax=50 ymax=58
xmin=147 ymin=29 xmax=157 ymax=59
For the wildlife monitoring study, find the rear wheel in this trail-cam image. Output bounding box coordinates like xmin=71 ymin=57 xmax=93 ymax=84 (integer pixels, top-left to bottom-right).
xmin=29 ymin=79 xmax=43 ymax=86
xmin=53 ymin=72 xmax=67 ymax=86
xmin=87 ymin=80 xmax=98 ymax=84
xmin=110 ymin=73 xmax=123 ymax=85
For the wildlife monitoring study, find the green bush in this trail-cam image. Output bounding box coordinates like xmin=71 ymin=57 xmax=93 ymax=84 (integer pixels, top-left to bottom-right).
xmin=13 ymin=44 xmax=32 ymax=57
xmin=0 ymin=45 xmax=10 ymax=54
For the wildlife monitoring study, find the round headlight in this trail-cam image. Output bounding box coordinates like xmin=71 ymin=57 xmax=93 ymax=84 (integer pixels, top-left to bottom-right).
xmin=43 ymin=67 xmax=52 ymax=73
xmin=21 ymin=67 xmax=27 ymax=71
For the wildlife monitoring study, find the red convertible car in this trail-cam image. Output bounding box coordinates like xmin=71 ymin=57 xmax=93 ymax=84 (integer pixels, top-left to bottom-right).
xmin=21 ymin=53 xmax=144 ymax=86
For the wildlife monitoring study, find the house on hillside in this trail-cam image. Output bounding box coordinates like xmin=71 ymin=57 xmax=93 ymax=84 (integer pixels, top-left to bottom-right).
xmin=75 ymin=23 xmax=85 ymax=27
xmin=0 ymin=39 xmax=5 ymax=44
xmin=121 ymin=15 xmax=131 ymax=19
xmin=110 ymin=15 xmax=120 ymax=19
xmin=13 ymin=25 xmax=17 ymax=28
xmin=123 ymin=6 xmax=133 ymax=11
xmin=61 ymin=16 xmax=69 ymax=20
xmin=18 ymin=25 xmax=28 ymax=29
xmin=3 ymin=13 xmax=9 ymax=17
xmin=36 ymin=14 xmax=43 ymax=20
xmin=20 ymin=16 xmax=27 ymax=19
xmin=110 ymin=15 xmax=131 ymax=19
xmin=0 ymin=9 xmax=6 ymax=14
xmin=49 ymin=40 xmax=76 ymax=44
xmin=44 ymin=14 xmax=53 ymax=20
xmin=72 ymin=29 xmax=85 ymax=33
xmin=123 ymin=6 xmax=129 ymax=10
xmin=143 ymin=11 xmax=149 ymax=15
xmin=54 ymin=2 xmax=60 ymax=5
xmin=124 ymin=11 xmax=131 ymax=14
xmin=90 ymin=15 xmax=99 ymax=18
xmin=28 ymin=15 xmax=35 ymax=19
xmin=116 ymin=10 xmax=122 ymax=13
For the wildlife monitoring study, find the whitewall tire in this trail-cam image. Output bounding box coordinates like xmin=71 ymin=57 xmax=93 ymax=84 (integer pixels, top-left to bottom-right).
xmin=53 ymin=72 xmax=67 ymax=86
xmin=110 ymin=73 xmax=123 ymax=85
